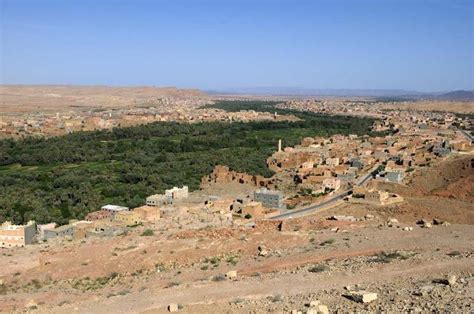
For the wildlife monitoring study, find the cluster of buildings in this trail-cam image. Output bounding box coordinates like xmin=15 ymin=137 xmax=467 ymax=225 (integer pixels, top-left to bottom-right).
xmin=203 ymin=187 xmax=286 ymax=221
xmin=267 ymin=123 xmax=471 ymax=193
xmin=0 ymin=100 xmax=296 ymax=139
xmin=1 ymin=96 xmax=472 ymax=248
xmin=277 ymin=99 xmax=471 ymax=129
xmin=267 ymin=134 xmax=376 ymax=193
xmin=276 ymin=99 xmax=386 ymax=119
xmin=0 ymin=185 xmax=216 ymax=248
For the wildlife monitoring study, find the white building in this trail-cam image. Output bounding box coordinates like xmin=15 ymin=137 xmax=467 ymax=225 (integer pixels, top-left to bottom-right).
xmin=101 ymin=204 xmax=129 ymax=213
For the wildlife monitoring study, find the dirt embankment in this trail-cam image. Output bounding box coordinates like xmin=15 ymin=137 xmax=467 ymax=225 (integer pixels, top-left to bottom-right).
xmin=374 ymin=156 xmax=473 ymax=198
xmin=370 ymin=156 xmax=474 ymax=224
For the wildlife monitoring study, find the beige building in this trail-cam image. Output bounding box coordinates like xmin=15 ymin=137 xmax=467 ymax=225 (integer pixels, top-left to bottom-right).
xmin=165 ymin=186 xmax=189 ymax=201
xmin=323 ymin=177 xmax=341 ymax=191
xmin=114 ymin=211 xmax=142 ymax=226
xmin=366 ymin=190 xmax=390 ymax=203
xmin=241 ymin=201 xmax=265 ymax=218
xmin=0 ymin=221 xmax=36 ymax=248
xmin=350 ymin=188 xmax=404 ymax=206
xmin=146 ymin=186 xmax=189 ymax=207
xmin=85 ymin=210 xmax=113 ymax=221
xmin=132 ymin=205 xmax=161 ymax=222
xmin=325 ymin=157 xmax=340 ymax=166
xmin=146 ymin=194 xmax=168 ymax=207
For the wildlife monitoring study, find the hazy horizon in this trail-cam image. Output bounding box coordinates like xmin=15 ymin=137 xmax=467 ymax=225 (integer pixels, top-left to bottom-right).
xmin=1 ymin=0 xmax=473 ymax=92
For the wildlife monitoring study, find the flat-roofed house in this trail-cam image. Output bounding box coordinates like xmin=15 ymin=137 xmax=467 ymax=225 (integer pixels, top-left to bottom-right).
xmin=114 ymin=211 xmax=142 ymax=226
xmin=323 ymin=177 xmax=341 ymax=191
xmin=85 ymin=210 xmax=113 ymax=221
xmin=0 ymin=221 xmax=36 ymax=248
xmin=44 ymin=224 xmax=74 ymax=240
xmin=146 ymin=186 xmax=189 ymax=206
xmin=101 ymin=204 xmax=129 ymax=215
xmin=132 ymin=205 xmax=161 ymax=222
xmin=146 ymin=194 xmax=168 ymax=207
xmin=241 ymin=201 xmax=264 ymax=218
xmin=254 ymin=188 xmax=285 ymax=209
xmin=325 ymin=157 xmax=340 ymax=166
xmin=37 ymin=223 xmax=57 ymax=240
xmin=366 ymin=189 xmax=389 ymax=203
xmin=385 ymin=171 xmax=404 ymax=183
xmin=165 ymin=186 xmax=189 ymax=201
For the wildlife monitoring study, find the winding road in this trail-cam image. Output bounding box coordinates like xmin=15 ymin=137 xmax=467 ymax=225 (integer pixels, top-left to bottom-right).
xmin=269 ymin=164 xmax=380 ymax=220
xmin=459 ymin=129 xmax=473 ymax=143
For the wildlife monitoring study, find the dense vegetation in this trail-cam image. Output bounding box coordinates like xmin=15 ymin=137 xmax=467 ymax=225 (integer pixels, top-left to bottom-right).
xmin=0 ymin=101 xmax=376 ymax=224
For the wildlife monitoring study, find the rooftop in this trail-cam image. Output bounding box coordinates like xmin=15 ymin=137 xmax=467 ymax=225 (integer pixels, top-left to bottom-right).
xmin=101 ymin=204 xmax=129 ymax=211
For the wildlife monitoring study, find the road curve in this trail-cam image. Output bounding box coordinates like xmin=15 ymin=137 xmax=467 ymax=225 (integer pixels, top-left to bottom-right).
xmin=269 ymin=164 xmax=380 ymax=220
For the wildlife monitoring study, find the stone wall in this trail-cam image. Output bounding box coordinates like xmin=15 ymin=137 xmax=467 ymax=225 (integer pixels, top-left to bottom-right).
xmin=201 ymin=165 xmax=269 ymax=188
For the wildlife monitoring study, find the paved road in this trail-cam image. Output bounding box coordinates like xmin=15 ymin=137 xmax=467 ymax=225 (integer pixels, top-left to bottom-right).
xmin=269 ymin=164 xmax=380 ymax=220
xmin=459 ymin=129 xmax=473 ymax=143
xmin=269 ymin=189 xmax=351 ymax=220
xmin=355 ymin=164 xmax=380 ymax=185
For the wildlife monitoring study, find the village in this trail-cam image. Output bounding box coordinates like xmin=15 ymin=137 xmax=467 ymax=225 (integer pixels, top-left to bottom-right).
xmin=1 ymin=90 xmax=473 ymax=313
xmin=1 ymin=88 xmax=472 ymax=140
xmin=1 ymin=106 xmax=472 ymax=249
xmin=0 ymin=96 xmax=301 ymax=138
xmin=1 ymin=0 xmax=473 ymax=311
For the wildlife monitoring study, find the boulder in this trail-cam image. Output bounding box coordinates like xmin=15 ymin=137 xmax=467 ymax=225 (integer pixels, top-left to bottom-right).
xmin=364 ymin=214 xmax=375 ymax=220
xmin=25 ymin=300 xmax=38 ymax=309
xmin=307 ymin=300 xmax=329 ymax=314
xmin=447 ymin=275 xmax=457 ymax=286
xmin=422 ymin=222 xmax=432 ymax=228
xmin=329 ymin=215 xmax=356 ymax=222
xmin=433 ymin=219 xmax=450 ymax=226
xmin=306 ymin=304 xmax=328 ymax=314
xmin=316 ymin=304 xmax=329 ymax=314
xmin=417 ymin=284 xmax=435 ymax=296
xmin=348 ymin=291 xmax=378 ymax=303
xmin=258 ymin=245 xmax=269 ymax=257
xmin=168 ymin=303 xmax=179 ymax=312
xmin=225 ymin=270 xmax=237 ymax=279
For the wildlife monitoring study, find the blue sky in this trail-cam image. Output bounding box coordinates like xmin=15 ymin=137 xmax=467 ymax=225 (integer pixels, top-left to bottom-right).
xmin=1 ymin=0 xmax=473 ymax=91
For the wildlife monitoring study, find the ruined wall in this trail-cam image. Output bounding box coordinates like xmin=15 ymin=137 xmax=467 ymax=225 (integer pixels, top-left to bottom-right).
xmin=201 ymin=165 xmax=270 ymax=188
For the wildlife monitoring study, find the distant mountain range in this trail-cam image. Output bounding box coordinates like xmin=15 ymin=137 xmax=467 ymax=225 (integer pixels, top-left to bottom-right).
xmin=435 ymin=90 xmax=474 ymax=101
xmin=207 ymin=87 xmax=474 ymax=101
